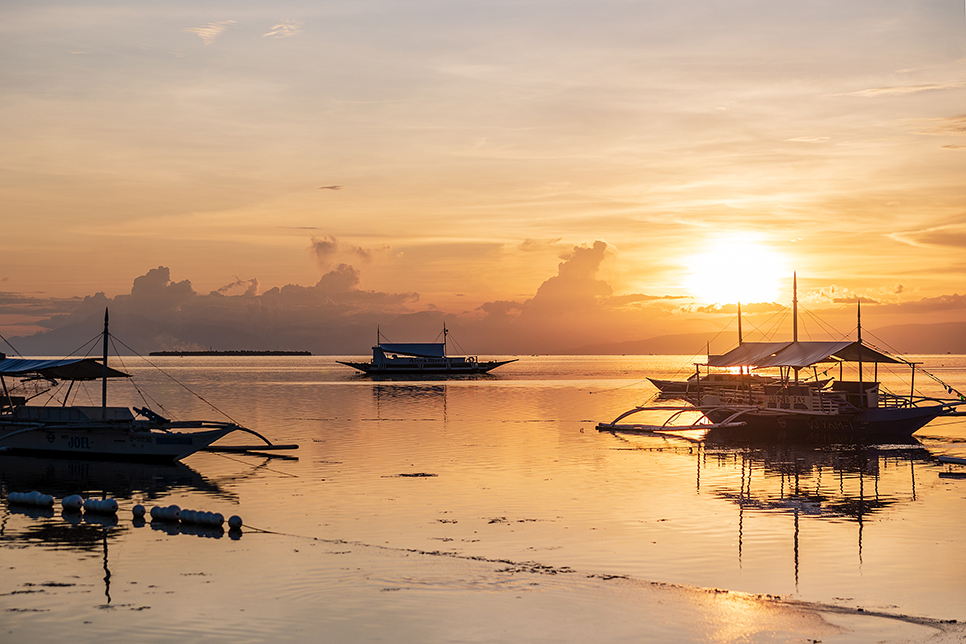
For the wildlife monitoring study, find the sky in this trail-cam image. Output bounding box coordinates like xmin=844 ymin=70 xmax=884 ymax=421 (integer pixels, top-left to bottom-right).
xmin=2 ymin=1 xmax=965 ymax=354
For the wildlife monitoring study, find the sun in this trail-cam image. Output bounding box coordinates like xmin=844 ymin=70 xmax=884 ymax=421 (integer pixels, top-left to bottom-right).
xmin=683 ymin=235 xmax=789 ymax=305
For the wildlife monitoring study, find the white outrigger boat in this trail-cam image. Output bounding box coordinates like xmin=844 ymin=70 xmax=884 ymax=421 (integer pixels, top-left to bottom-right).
xmin=0 ymin=311 xmax=297 ymax=462
xmin=338 ymin=325 xmax=517 ymax=375
xmin=599 ymin=277 xmax=966 ymax=443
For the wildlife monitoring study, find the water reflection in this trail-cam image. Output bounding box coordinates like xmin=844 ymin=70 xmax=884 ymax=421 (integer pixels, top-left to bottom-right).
xmin=693 ymin=439 xmax=929 ymax=590
xmin=3 ymin=509 xmax=123 ymax=603
xmin=372 ymin=383 xmax=448 ymax=401
xmin=0 ymin=454 xmax=230 ymax=502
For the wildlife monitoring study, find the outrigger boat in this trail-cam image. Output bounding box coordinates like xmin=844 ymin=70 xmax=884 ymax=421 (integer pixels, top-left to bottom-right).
xmin=599 ymin=277 xmax=966 ymax=443
xmin=0 ymin=310 xmax=297 ymax=462
xmin=338 ymin=325 xmax=517 ymax=375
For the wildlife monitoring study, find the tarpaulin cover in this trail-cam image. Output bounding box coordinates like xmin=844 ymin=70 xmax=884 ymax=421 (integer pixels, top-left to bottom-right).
xmin=0 ymin=358 xmax=130 ymax=381
xmin=707 ymin=341 xmax=903 ymax=368
xmin=706 ymin=342 xmax=792 ymax=368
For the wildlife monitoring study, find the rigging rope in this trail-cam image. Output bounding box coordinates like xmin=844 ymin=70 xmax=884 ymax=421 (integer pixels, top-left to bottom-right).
xmin=109 ymin=335 xmax=243 ymax=425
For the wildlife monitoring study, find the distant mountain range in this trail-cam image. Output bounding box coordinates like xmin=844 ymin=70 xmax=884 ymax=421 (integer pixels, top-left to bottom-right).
xmin=563 ymin=321 xmax=966 ymax=356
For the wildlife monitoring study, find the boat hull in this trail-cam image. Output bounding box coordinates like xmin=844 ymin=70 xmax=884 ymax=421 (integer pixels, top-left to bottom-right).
xmin=703 ymin=404 xmax=947 ymax=444
xmin=0 ymin=424 xmax=234 ymax=463
xmin=338 ymin=359 xmax=516 ymax=375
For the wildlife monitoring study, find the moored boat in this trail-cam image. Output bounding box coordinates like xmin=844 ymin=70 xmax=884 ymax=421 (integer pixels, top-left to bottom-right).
xmin=0 ymin=311 xmax=297 ymax=462
xmin=338 ymin=325 xmax=517 ymax=375
xmin=599 ymin=278 xmax=966 ymax=443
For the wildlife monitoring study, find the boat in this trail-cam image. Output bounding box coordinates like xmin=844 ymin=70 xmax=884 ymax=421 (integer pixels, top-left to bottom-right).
xmin=338 ymin=325 xmax=517 ymax=375
xmin=0 ymin=310 xmax=297 ymax=462
xmin=599 ymin=277 xmax=966 ymax=443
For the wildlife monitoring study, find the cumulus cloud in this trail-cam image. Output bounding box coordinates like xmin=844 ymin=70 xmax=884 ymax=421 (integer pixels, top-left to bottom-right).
xmin=213 ymin=278 xmax=259 ymax=297
xmin=263 ymin=20 xmax=303 ymax=38
xmin=309 ymin=235 xmax=379 ymax=270
xmin=525 ymin=241 xmax=613 ymax=314
xmin=309 ymin=235 xmax=340 ymax=269
xmin=184 ymin=20 xmax=237 ymax=45
xmin=6 ymin=264 xmax=420 ymax=355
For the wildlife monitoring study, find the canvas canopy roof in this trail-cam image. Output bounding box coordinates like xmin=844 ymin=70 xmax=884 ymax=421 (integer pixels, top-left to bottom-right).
xmin=376 ymin=343 xmax=446 ymax=358
xmin=0 ymin=357 xmax=130 ymax=381
xmin=706 ymin=341 xmax=903 ymax=369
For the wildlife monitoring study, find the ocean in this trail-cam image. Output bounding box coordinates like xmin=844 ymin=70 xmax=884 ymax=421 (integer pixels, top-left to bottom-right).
xmin=2 ymin=355 xmax=966 ymax=642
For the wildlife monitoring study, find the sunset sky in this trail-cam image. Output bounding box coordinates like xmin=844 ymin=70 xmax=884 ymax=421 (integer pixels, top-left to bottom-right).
xmin=2 ymin=1 xmax=965 ymax=353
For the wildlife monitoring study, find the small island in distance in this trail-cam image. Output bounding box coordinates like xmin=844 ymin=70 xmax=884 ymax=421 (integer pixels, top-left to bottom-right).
xmin=149 ymin=350 xmax=312 ymax=356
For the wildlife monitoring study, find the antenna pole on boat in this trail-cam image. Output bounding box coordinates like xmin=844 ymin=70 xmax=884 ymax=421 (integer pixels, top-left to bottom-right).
xmin=102 ymin=308 xmax=109 ymax=418
xmin=737 ymin=301 xmax=743 ymax=345
xmin=792 ymin=276 xmax=801 ymax=383
xmin=857 ymin=298 xmax=864 ymax=407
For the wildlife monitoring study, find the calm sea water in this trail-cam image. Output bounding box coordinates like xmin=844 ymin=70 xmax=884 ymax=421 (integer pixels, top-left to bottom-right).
xmin=3 ymin=355 xmax=966 ymax=642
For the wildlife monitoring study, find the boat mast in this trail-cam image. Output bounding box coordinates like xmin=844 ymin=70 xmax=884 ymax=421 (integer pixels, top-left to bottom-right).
xmin=443 ymin=323 xmax=448 ymax=357
xmin=737 ymin=301 xmax=743 ymax=345
xmin=792 ymin=274 xmax=799 ymax=383
xmin=102 ymin=308 xmax=109 ymax=418
xmin=857 ymin=299 xmax=864 ymax=407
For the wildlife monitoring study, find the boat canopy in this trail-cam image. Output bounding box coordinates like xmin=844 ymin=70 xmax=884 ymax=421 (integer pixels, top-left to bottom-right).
xmin=0 ymin=357 xmax=131 ymax=381
xmin=376 ymin=343 xmax=446 ymax=358
xmin=706 ymin=341 xmax=903 ymax=369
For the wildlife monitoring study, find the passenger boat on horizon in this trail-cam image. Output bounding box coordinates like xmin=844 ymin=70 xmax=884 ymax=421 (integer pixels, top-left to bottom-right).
xmin=599 ymin=276 xmax=966 ymax=443
xmin=338 ymin=325 xmax=517 ymax=375
xmin=0 ymin=311 xmax=297 ymax=462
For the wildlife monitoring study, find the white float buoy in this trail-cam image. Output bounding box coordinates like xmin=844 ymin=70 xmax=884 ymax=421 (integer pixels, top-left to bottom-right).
xmin=62 ymin=494 xmax=85 ymax=511
xmin=165 ymin=505 xmax=181 ymax=521
xmin=9 ymin=491 xmax=55 ymax=507
xmin=150 ymin=505 xmax=162 ymax=520
xmin=83 ymin=498 xmax=118 ymax=515
xmin=132 ymin=504 xmax=146 ymax=518
xmin=227 ymin=515 xmax=243 ymax=529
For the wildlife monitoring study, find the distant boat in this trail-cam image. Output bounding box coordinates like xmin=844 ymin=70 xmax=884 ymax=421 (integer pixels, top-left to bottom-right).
xmin=0 ymin=310 xmax=298 ymax=462
xmin=338 ymin=325 xmax=517 ymax=375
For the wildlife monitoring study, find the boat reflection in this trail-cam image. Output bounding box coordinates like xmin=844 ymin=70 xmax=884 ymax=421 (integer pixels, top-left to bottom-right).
xmin=603 ymin=424 xmax=936 ymax=589
xmin=694 ymin=437 xmax=929 ymax=589
xmin=2 ymin=509 xmax=123 ymax=604
xmin=0 ymin=454 xmax=230 ymax=503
